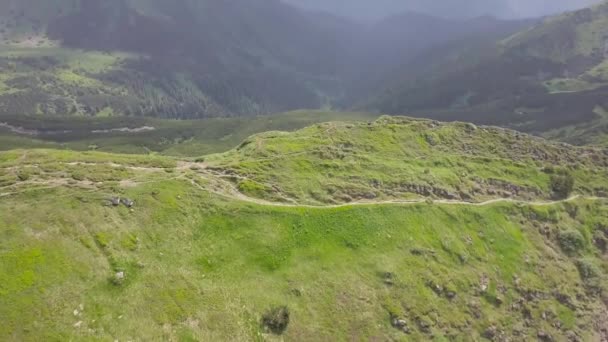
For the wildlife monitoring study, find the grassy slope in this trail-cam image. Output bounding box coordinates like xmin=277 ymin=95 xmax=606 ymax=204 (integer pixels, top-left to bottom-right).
xmin=0 ymin=145 xmax=607 ymax=341
xmin=502 ymin=2 xmax=608 ymax=93
xmin=366 ymin=2 xmax=608 ymax=145
xmin=207 ymin=116 xmax=608 ymax=205
xmin=0 ymin=111 xmax=380 ymax=156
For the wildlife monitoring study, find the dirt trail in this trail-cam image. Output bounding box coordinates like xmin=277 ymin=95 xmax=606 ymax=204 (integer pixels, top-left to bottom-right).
xmin=192 ymin=170 xmax=603 ymax=209
xmin=1 ymin=160 xmax=606 ymax=208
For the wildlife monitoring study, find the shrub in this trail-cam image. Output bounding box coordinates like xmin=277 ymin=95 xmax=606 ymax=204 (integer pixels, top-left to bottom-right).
xmin=558 ymin=229 xmax=585 ymax=255
xmin=262 ymin=306 xmax=290 ymax=334
xmin=424 ymin=133 xmax=439 ymax=146
xmin=575 ymin=258 xmax=602 ymax=287
xmin=71 ymin=171 xmax=86 ymax=181
xmin=593 ymin=230 xmax=607 ymax=253
xmin=17 ymin=170 xmax=31 ymax=181
xmin=550 ymin=172 xmax=575 ymax=199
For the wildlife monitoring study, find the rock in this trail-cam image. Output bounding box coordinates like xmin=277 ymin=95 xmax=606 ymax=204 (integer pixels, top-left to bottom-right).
xmin=465 ymin=123 xmax=478 ymax=132
xmin=480 ymin=274 xmax=490 ymax=293
xmin=538 ymin=331 xmax=553 ymax=341
xmin=391 ymin=317 xmax=410 ymax=334
xmin=73 ymin=321 xmax=82 ymax=328
xmin=120 ymin=198 xmax=134 ymax=208
xmin=468 ymin=300 xmax=482 ymax=319
xmin=410 ymin=248 xmax=436 ymax=257
xmin=446 ymin=291 xmax=457 ymax=300
xmin=113 ymin=271 xmax=125 ymax=285
xmin=426 ymin=280 xmax=443 ymax=296
xmin=482 ymin=325 xmax=497 ymax=339
xmin=110 ymin=197 xmax=120 ymax=206
xmin=416 ymin=317 xmax=432 ymax=334
xmin=565 ymin=330 xmax=581 ymax=342
xmin=513 ymin=275 xmax=521 ymax=288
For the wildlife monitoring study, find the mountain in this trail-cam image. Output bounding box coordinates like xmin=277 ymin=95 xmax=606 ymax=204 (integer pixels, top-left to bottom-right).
xmin=1 ymin=117 xmax=608 ymax=340
xmin=0 ymin=0 xmax=535 ymax=120
xmin=0 ymin=0 xmax=355 ymax=118
xmin=342 ymin=13 xmax=532 ymax=106
xmin=366 ymin=2 xmax=608 ymax=134
xmin=282 ymin=0 xmax=601 ymax=21
xmin=4 ymin=0 xmax=608 ymax=144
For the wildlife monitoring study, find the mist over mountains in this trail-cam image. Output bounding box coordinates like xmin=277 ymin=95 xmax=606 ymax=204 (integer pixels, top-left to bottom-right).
xmin=284 ymin=0 xmax=601 ymax=21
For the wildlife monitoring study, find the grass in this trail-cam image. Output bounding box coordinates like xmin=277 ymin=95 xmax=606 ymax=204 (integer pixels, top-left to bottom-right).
xmin=206 ymin=116 xmax=608 ymax=205
xmin=1 ymin=118 xmax=607 ymax=340
xmin=0 ymin=161 xmax=606 ymax=340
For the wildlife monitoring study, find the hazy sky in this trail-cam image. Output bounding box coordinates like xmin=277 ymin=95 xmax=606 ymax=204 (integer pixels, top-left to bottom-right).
xmin=284 ymin=0 xmax=602 ymax=20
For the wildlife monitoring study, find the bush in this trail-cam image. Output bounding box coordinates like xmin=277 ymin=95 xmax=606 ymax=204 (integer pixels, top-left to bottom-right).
xmin=262 ymin=306 xmax=290 ymax=334
xmin=550 ymin=172 xmax=575 ymax=199
xmin=575 ymin=258 xmax=602 ymax=289
xmin=593 ymin=230 xmax=607 ymax=253
xmin=558 ymin=229 xmax=585 ymax=255
xmin=424 ymin=133 xmax=439 ymax=146
xmin=71 ymin=171 xmax=86 ymax=181
xmin=17 ymin=170 xmax=31 ymax=181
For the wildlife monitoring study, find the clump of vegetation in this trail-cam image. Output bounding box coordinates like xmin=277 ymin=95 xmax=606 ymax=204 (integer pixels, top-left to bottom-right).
xmin=17 ymin=170 xmax=31 ymax=181
xmin=71 ymin=170 xmax=86 ymax=181
xmin=237 ymin=179 xmax=270 ymax=197
xmin=593 ymin=229 xmax=607 ymax=253
xmin=575 ymin=258 xmax=603 ymax=291
xmin=424 ymin=132 xmax=440 ymax=146
xmin=262 ymin=306 xmax=290 ymax=334
xmin=558 ymin=229 xmax=586 ymax=255
xmin=550 ymin=172 xmax=575 ymax=199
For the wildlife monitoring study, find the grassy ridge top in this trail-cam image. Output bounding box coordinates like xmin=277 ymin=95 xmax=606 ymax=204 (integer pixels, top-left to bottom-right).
xmin=207 ymin=116 xmax=608 ymax=205
xmin=0 ymin=147 xmax=607 ymax=340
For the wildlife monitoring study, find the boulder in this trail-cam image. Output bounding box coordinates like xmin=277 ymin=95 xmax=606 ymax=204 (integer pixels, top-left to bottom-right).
xmin=390 ymin=316 xmax=410 ymax=334
xmin=120 ymin=198 xmax=134 ymax=208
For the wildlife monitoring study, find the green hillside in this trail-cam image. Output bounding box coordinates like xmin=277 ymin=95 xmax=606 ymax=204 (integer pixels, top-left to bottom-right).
xmin=1 ymin=119 xmax=608 ymax=340
xmin=367 ymin=1 xmax=608 ymax=138
xmin=206 ymin=116 xmax=608 ymax=205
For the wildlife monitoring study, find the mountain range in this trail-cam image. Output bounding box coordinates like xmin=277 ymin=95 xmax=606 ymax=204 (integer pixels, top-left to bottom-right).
xmin=1 ymin=0 xmax=608 ymax=139
xmin=0 ymin=0 xmax=528 ymax=119
xmin=3 ymin=2 xmax=608 ymax=340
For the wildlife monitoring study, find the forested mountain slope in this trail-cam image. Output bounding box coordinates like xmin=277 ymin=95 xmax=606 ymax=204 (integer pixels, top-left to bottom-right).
xmin=0 ymin=0 xmax=529 ymax=119
xmin=0 ymin=0 xmax=354 ymax=118
xmin=367 ymin=1 xmax=608 ymax=134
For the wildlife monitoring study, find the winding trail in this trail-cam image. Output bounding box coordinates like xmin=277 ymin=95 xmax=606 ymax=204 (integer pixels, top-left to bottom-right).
xmin=190 ymin=172 xmax=605 ymax=209
xmin=1 ymin=159 xmax=606 ymax=208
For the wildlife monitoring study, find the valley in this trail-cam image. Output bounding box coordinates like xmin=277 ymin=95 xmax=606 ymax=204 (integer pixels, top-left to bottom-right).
xmin=2 ymin=1 xmax=608 ymax=341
